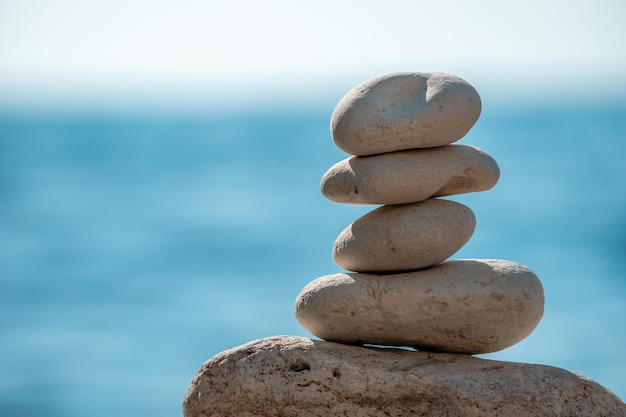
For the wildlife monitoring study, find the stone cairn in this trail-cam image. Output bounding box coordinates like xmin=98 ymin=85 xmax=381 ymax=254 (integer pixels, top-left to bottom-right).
xmin=183 ymin=72 xmax=626 ymax=417
xmin=294 ymin=72 xmax=543 ymax=354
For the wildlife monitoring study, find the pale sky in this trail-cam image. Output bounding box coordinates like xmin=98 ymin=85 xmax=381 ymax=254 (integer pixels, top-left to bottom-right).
xmin=1 ymin=0 xmax=625 ymax=110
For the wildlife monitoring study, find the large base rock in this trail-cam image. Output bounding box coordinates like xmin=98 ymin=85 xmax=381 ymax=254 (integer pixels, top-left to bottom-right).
xmin=183 ymin=336 xmax=625 ymax=417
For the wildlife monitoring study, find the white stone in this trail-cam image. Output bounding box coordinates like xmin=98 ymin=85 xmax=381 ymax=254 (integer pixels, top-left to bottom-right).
xmin=295 ymin=259 xmax=544 ymax=354
xmin=321 ymin=144 xmax=500 ymax=205
xmin=183 ymin=336 xmax=626 ymax=417
xmin=333 ymin=198 xmax=475 ymax=272
xmin=331 ymin=72 xmax=481 ymax=156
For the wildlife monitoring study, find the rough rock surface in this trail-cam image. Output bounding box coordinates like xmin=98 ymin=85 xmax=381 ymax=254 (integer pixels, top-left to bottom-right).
xmin=333 ymin=199 xmax=476 ymax=272
xmin=330 ymin=72 xmax=481 ymax=156
xmin=183 ymin=336 xmax=626 ymax=417
xmin=320 ymin=145 xmax=500 ymax=205
xmin=295 ymin=259 xmax=544 ymax=354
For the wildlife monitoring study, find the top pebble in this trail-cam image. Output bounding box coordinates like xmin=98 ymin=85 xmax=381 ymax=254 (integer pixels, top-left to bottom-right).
xmin=331 ymin=72 xmax=481 ymax=156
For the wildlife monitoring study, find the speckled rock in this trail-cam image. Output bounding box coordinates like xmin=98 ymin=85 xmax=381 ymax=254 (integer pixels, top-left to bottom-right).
xmin=330 ymin=72 xmax=481 ymax=156
xmin=333 ymin=198 xmax=475 ymax=272
xmin=321 ymin=145 xmax=499 ymax=205
xmin=295 ymin=259 xmax=544 ymax=354
xmin=183 ymin=336 xmax=626 ymax=417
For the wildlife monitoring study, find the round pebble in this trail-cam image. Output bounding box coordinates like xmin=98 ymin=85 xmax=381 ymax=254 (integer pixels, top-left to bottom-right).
xmin=330 ymin=72 xmax=481 ymax=156
xmin=333 ymin=198 xmax=475 ymax=272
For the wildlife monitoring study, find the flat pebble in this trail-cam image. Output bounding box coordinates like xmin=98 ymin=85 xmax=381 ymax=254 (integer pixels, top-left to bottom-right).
xmin=333 ymin=198 xmax=475 ymax=272
xmin=321 ymin=144 xmax=500 ymax=205
xmin=294 ymin=259 xmax=544 ymax=354
xmin=331 ymin=72 xmax=481 ymax=156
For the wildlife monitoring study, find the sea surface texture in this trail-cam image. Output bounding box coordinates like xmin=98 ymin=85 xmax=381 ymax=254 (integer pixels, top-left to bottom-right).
xmin=1 ymin=102 xmax=625 ymax=416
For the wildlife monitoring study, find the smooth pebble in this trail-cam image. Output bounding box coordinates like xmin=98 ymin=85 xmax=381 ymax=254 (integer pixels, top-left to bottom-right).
xmin=333 ymin=198 xmax=475 ymax=272
xmin=321 ymin=144 xmax=500 ymax=205
xmin=295 ymin=259 xmax=544 ymax=354
xmin=330 ymin=72 xmax=481 ymax=156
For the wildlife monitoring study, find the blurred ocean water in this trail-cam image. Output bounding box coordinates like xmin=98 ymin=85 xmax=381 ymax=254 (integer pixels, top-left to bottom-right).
xmin=1 ymin=101 xmax=625 ymax=416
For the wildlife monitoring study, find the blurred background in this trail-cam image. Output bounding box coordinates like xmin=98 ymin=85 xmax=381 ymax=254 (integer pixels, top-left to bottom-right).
xmin=1 ymin=1 xmax=625 ymax=416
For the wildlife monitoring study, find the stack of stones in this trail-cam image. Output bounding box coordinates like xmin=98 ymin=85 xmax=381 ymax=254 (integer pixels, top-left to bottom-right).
xmin=183 ymin=72 xmax=626 ymax=417
xmin=294 ymin=72 xmax=545 ymax=354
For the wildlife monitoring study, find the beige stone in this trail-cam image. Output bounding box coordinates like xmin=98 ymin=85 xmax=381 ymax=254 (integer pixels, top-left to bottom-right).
xmin=330 ymin=72 xmax=481 ymax=156
xmin=295 ymin=259 xmax=544 ymax=354
xmin=183 ymin=336 xmax=626 ymax=417
xmin=333 ymin=199 xmax=475 ymax=272
xmin=321 ymin=145 xmax=500 ymax=205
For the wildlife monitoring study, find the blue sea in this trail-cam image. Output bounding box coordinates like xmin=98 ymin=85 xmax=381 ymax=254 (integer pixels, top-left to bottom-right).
xmin=1 ymin=100 xmax=625 ymax=416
